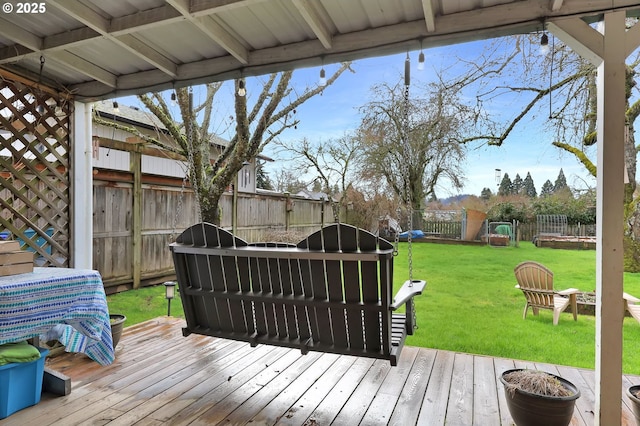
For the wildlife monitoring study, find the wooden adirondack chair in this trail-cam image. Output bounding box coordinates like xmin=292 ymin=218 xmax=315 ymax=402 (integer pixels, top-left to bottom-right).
xmin=624 ymin=292 xmax=640 ymax=324
xmin=513 ymin=261 xmax=579 ymax=326
xmin=170 ymin=222 xmax=426 ymax=366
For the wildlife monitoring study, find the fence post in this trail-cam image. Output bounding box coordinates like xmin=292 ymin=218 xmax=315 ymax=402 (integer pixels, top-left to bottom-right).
xmin=284 ymin=192 xmax=291 ymax=231
xmin=232 ymin=184 xmax=237 ymax=235
xmin=129 ymin=145 xmax=142 ymax=289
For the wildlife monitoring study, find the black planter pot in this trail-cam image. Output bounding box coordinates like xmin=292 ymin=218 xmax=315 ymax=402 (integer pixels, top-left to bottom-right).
xmin=109 ymin=314 xmax=126 ymax=349
xmin=627 ymin=385 xmax=640 ymax=426
xmin=499 ymin=369 xmax=581 ymax=426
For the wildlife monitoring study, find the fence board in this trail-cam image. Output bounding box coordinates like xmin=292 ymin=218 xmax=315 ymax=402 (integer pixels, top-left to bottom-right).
xmin=92 ymin=175 xmax=331 ymax=291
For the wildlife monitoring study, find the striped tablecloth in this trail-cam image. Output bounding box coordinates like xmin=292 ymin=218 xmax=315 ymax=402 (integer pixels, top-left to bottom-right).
xmin=0 ymin=267 xmax=114 ymax=365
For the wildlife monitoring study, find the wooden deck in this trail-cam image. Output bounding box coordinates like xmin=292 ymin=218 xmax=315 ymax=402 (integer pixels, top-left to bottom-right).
xmin=4 ymin=316 xmax=640 ymax=425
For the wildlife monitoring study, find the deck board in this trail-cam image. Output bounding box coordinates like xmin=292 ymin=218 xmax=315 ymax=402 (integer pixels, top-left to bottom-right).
xmin=4 ymin=316 xmax=639 ymax=426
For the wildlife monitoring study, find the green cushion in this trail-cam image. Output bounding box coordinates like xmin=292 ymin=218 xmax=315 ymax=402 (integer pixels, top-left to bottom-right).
xmin=0 ymin=341 xmax=42 ymax=366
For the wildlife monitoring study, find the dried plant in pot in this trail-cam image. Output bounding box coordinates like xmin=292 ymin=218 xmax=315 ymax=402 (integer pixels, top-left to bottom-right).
xmin=109 ymin=314 xmax=126 ymax=349
xmin=626 ymin=385 xmax=640 ymax=426
xmin=499 ymin=369 xmax=581 ymax=426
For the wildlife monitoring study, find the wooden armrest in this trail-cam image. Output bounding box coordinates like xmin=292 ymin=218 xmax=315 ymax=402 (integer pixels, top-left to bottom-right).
xmin=557 ymin=288 xmax=579 ymax=296
xmin=391 ymin=280 xmax=426 ymax=311
xmin=624 ymin=292 xmax=640 ymax=303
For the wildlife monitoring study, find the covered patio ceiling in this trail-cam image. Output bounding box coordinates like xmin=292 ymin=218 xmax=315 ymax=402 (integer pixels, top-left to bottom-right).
xmin=0 ymin=0 xmax=639 ymax=101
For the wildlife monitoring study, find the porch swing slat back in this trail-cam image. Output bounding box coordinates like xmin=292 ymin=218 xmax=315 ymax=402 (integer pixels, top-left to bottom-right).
xmin=170 ymin=222 xmax=426 ymax=366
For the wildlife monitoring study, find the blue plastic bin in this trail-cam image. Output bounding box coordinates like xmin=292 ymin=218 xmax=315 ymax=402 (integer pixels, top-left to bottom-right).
xmin=0 ymin=347 xmax=48 ymax=419
xmin=18 ymin=228 xmax=53 ymax=255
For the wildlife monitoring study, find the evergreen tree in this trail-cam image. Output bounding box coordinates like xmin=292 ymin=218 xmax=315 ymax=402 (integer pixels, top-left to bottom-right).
xmin=553 ymin=168 xmax=568 ymax=192
xmin=553 ymin=168 xmax=573 ymax=197
xmin=523 ymin=172 xmax=537 ymax=198
xmin=512 ymin=173 xmax=523 ymax=195
xmin=255 ymin=162 xmax=273 ymax=190
xmin=480 ymin=187 xmax=493 ymax=200
xmin=540 ymin=179 xmax=554 ymax=197
xmin=498 ymin=173 xmax=512 ymax=196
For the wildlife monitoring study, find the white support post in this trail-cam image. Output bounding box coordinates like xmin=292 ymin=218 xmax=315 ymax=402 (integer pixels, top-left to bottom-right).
xmin=595 ymin=11 xmax=626 ymax=425
xmin=71 ymin=101 xmax=94 ymax=269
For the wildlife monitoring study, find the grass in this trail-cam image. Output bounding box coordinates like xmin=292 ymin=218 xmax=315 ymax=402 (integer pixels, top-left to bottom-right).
xmin=106 ymin=241 xmax=640 ymax=374
xmin=106 ymin=286 xmax=185 ymax=326
xmin=394 ymin=241 xmax=640 ymax=375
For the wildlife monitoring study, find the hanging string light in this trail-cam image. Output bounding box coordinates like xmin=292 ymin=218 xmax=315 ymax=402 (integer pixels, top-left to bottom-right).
xmin=237 ymin=79 xmax=246 ymax=97
xmin=540 ymin=32 xmax=550 ymax=55
xmin=170 ymin=91 xmax=177 ymax=106
xmin=319 ymin=67 xmax=327 ymax=86
xmin=417 ymin=40 xmax=425 ymax=71
xmin=112 ymin=101 xmax=119 ymax=113
xmin=319 ymin=56 xmax=327 ymax=86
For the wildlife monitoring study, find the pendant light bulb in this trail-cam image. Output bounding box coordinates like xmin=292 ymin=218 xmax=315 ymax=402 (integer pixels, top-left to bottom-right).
xmin=237 ymin=79 xmax=246 ymax=97
xmin=112 ymin=101 xmax=119 ymax=113
xmin=170 ymin=91 xmax=177 ymax=106
xmin=417 ymin=51 xmax=425 ymax=71
xmin=540 ymin=33 xmax=550 ymax=55
xmin=319 ymin=68 xmax=327 ymax=86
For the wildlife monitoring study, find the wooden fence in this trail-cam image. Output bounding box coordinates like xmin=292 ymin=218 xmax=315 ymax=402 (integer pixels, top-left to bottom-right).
xmin=423 ymin=220 xmax=596 ymax=242
xmin=93 ymin=170 xmax=331 ymax=293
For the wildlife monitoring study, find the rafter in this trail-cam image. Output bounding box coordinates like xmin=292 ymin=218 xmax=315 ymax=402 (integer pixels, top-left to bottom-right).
xmin=47 ymin=0 xmax=178 ymax=77
xmin=422 ymin=0 xmax=436 ymax=32
xmin=48 ymin=51 xmax=117 ymax=88
xmin=292 ymin=0 xmax=333 ymax=49
xmin=0 ymin=18 xmax=42 ymax=51
xmin=166 ymin=0 xmax=249 ymax=64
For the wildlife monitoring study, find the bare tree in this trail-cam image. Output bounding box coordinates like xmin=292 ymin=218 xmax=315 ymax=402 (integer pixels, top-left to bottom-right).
xmin=448 ymin=31 xmax=640 ymax=269
xmin=275 ymin=133 xmax=361 ymax=222
xmin=94 ymin=64 xmax=353 ymax=225
xmin=358 ymin=81 xmax=469 ymax=227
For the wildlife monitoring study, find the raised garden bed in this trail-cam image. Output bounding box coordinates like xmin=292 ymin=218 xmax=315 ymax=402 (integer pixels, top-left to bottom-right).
xmin=535 ymin=235 xmax=596 ymax=250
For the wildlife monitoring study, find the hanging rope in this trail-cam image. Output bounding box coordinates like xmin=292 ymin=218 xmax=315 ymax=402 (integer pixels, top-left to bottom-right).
xmin=402 ymin=53 xmax=414 ymax=285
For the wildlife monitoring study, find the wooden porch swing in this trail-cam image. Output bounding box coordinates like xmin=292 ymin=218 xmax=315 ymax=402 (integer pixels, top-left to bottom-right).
xmin=169 ymin=55 xmax=425 ymax=366
xmin=170 ymin=222 xmax=425 ymax=365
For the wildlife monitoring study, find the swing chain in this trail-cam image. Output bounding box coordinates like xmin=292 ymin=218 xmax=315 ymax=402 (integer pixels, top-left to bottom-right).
xmin=402 ymin=54 xmax=413 ymax=284
xmin=392 ymin=207 xmax=400 ymax=256
xmin=170 ymin=169 xmax=188 ymax=242
xmin=170 ymin=87 xmax=200 ymax=242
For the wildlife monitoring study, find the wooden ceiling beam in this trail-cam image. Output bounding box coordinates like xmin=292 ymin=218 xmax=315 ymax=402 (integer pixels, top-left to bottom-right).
xmin=167 ymin=0 xmax=249 ymax=64
xmin=0 ymin=7 xmax=183 ymax=65
xmin=48 ymin=0 xmax=178 ymax=77
xmin=292 ymin=0 xmax=333 ymax=49
xmin=422 ymin=0 xmax=436 ymax=33
xmin=549 ymin=18 xmax=604 ymax=65
xmin=550 ymin=0 xmax=564 ymax=12
xmin=0 ymin=18 xmax=42 ymax=51
xmin=48 ymin=51 xmax=118 ymax=88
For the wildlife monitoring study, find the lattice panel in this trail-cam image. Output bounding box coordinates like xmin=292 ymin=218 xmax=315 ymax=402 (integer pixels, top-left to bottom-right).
xmin=0 ymin=79 xmax=71 ymax=266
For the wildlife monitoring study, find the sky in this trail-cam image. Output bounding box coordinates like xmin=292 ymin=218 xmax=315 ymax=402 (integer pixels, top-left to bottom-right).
xmin=118 ymin=38 xmax=598 ymax=199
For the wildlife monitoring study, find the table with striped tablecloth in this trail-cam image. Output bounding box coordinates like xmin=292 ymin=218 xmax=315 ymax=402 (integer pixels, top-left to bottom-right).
xmin=0 ymin=267 xmax=114 ymax=365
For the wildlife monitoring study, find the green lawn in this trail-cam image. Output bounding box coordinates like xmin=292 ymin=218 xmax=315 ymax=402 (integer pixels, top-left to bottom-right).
xmin=394 ymin=241 xmax=640 ymax=374
xmin=106 ymin=241 xmax=640 ymax=374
